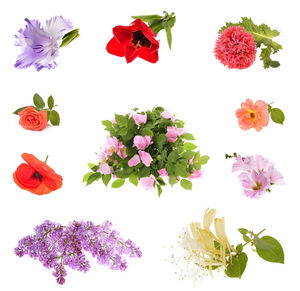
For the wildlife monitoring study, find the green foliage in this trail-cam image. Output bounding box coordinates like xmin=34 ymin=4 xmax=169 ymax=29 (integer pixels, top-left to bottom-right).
xmin=102 ymin=174 xmax=112 ymax=186
xmin=60 ymin=28 xmax=80 ymax=48
xmin=225 ymin=252 xmax=248 ymax=278
xmin=84 ymin=106 xmax=209 ymax=196
xmin=14 ymin=93 xmax=60 ymax=126
xmin=254 ymin=236 xmax=284 ymax=264
xmin=219 ymin=17 xmax=282 ymax=69
xmin=132 ymin=11 xmax=176 ymax=49
xmin=270 ymin=108 xmax=285 ymax=124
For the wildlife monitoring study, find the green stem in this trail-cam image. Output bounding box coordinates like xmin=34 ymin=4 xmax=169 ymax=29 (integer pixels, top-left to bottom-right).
xmin=44 ymin=155 xmax=49 ymax=163
xmin=242 ymin=229 xmax=266 ymax=248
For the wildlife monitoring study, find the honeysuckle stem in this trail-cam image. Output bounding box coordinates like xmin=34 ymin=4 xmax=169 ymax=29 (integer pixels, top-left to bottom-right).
xmin=242 ymin=229 xmax=266 ymax=247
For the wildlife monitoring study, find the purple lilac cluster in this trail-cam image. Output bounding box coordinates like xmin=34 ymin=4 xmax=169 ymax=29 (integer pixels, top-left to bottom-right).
xmin=232 ymin=154 xmax=284 ymax=198
xmin=15 ymin=220 xmax=142 ymax=285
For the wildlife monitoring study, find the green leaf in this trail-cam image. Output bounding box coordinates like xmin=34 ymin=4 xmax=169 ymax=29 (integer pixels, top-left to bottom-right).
xmin=82 ymin=172 xmax=93 ymax=182
xmin=47 ymin=96 xmax=54 ymax=109
xmin=238 ymin=228 xmax=249 ymax=235
xmin=88 ymin=163 xmax=97 ymax=169
xmin=183 ymin=142 xmax=197 ymax=151
xmin=169 ymin=175 xmax=177 ymax=186
xmin=254 ymin=236 xmax=284 ymax=264
xmin=175 ymin=163 xmax=189 ymax=178
xmin=163 ymin=21 xmax=172 ymax=49
xmin=180 ymin=179 xmax=193 ymax=190
xmin=156 ymin=177 xmax=166 ymax=186
xmin=270 ymin=108 xmax=285 ymax=124
xmin=198 ymin=155 xmax=210 ymax=165
xmin=225 ymin=252 xmax=248 ymax=278
xmin=156 ymin=184 xmax=163 ymax=197
xmin=60 ymin=28 xmax=80 ymax=48
xmin=219 ymin=17 xmax=282 ymax=69
xmin=33 ymin=93 xmax=45 ymax=109
xmin=115 ymin=114 xmax=127 ymax=126
xmin=102 ymin=120 xmax=113 ymax=128
xmin=236 ymin=243 xmax=244 ymax=253
xmin=181 ymin=151 xmax=195 ymax=160
xmin=129 ymin=173 xmax=139 ymax=186
xmin=243 ymin=235 xmax=251 ymax=242
xmin=148 ymin=18 xmax=164 ymax=34
xmin=13 ymin=106 xmax=28 ymax=115
xmin=156 ymin=134 xmax=167 ymax=151
xmin=111 ymin=179 xmax=125 ymax=188
xmin=141 ymin=128 xmax=153 ymax=136
xmin=168 ymin=151 xmax=179 ymax=163
xmin=182 ymin=133 xmax=195 ymax=140
xmin=86 ymin=172 xmax=101 ymax=185
xmin=193 ymin=151 xmax=201 ymax=170
xmin=49 ymin=110 xmax=60 ymax=126
xmin=131 ymin=14 xmax=162 ymax=21
xmin=102 ymin=174 xmax=112 ymax=186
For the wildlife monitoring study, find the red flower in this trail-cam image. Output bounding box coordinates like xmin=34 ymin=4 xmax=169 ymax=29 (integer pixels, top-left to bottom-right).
xmin=18 ymin=106 xmax=48 ymax=131
xmin=214 ymin=26 xmax=256 ymax=69
xmin=13 ymin=153 xmax=63 ymax=195
xmin=106 ymin=19 xmax=159 ymax=63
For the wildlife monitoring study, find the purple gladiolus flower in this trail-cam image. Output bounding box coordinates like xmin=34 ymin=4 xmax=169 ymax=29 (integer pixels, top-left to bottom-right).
xmin=15 ymin=16 xmax=74 ymax=71
xmin=15 ymin=220 xmax=142 ymax=284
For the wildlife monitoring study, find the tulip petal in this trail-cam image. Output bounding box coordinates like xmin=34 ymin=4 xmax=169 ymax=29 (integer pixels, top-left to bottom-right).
xmin=106 ymin=37 xmax=125 ymax=57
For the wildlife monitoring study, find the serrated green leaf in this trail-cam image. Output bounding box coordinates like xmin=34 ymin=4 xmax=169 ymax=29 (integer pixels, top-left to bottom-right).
xmin=175 ymin=163 xmax=189 ymax=178
xmin=182 ymin=133 xmax=195 ymax=140
xmin=82 ymin=172 xmax=93 ymax=182
xmin=13 ymin=106 xmax=28 ymax=115
xmin=49 ymin=110 xmax=60 ymax=126
xmin=180 ymin=179 xmax=192 ymax=190
xmin=86 ymin=172 xmax=101 ymax=185
xmin=270 ymin=108 xmax=285 ymax=124
xmin=181 ymin=151 xmax=195 ymax=160
xmin=243 ymin=235 xmax=251 ymax=242
xmin=111 ymin=179 xmax=125 ymax=188
xmin=60 ymin=28 xmax=80 ymax=48
xmin=47 ymin=96 xmax=54 ymax=109
xmin=129 ymin=173 xmax=139 ymax=186
xmin=33 ymin=93 xmax=45 ymax=109
xmin=115 ymin=114 xmax=127 ymax=126
xmin=156 ymin=184 xmax=163 ymax=197
xmin=183 ymin=142 xmax=197 ymax=151
xmin=102 ymin=174 xmax=112 ymax=186
xmin=254 ymin=236 xmax=284 ymax=264
xmin=225 ymin=252 xmax=248 ymax=278
xmin=238 ymin=228 xmax=249 ymax=235
xmin=236 ymin=243 xmax=244 ymax=253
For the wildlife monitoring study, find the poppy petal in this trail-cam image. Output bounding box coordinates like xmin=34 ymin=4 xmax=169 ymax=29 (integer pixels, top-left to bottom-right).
xmin=14 ymin=163 xmax=41 ymax=189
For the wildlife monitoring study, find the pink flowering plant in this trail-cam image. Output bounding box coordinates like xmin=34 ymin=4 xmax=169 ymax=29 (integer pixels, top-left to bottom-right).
xmin=226 ymin=153 xmax=284 ymax=198
xmin=215 ymin=17 xmax=282 ymax=69
xmin=83 ymin=107 xmax=209 ymax=196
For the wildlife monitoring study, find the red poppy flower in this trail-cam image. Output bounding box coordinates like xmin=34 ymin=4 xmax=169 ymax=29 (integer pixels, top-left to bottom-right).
xmin=106 ymin=19 xmax=159 ymax=63
xmin=13 ymin=153 xmax=63 ymax=195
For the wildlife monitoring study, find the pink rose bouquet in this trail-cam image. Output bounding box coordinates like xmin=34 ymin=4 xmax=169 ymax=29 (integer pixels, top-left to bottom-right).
xmin=83 ymin=107 xmax=209 ymax=196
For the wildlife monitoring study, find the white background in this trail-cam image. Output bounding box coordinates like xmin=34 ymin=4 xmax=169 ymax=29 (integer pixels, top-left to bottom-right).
xmin=0 ymin=0 xmax=299 ymax=290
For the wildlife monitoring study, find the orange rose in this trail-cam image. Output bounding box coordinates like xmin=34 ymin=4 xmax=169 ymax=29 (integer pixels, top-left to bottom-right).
xmin=18 ymin=106 xmax=48 ymax=131
xmin=13 ymin=153 xmax=63 ymax=195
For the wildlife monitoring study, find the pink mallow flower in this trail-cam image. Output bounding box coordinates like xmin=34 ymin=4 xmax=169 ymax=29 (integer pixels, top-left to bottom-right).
xmin=138 ymin=151 xmax=153 ymax=167
xmin=161 ymin=110 xmax=176 ymax=122
xmin=98 ymin=163 xmax=112 ymax=175
xmin=188 ymin=170 xmax=203 ymax=180
xmin=117 ymin=142 xmax=127 ymax=159
xmin=265 ymin=165 xmax=285 ymax=185
xmin=140 ymin=175 xmax=156 ymax=190
xmin=133 ymin=135 xmax=152 ymax=150
xmin=130 ymin=111 xmax=147 ymax=126
xmin=128 ymin=154 xmax=140 ymax=167
xmin=166 ymin=126 xmax=186 ymax=142
xmin=158 ymin=168 xmax=168 ymax=177
xmin=239 ymin=170 xmax=270 ymax=198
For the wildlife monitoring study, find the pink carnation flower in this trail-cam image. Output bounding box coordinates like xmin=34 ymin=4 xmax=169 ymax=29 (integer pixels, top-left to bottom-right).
xmin=138 ymin=151 xmax=153 ymax=167
xmin=214 ymin=26 xmax=256 ymax=69
xmin=133 ymin=136 xmax=152 ymax=150
xmin=140 ymin=175 xmax=156 ymax=190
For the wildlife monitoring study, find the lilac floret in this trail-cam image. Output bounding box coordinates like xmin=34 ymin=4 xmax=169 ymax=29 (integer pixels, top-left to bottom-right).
xmin=15 ymin=220 xmax=142 ymax=285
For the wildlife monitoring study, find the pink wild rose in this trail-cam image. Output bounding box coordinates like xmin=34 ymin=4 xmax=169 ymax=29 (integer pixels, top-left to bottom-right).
xmin=128 ymin=154 xmax=141 ymax=167
xmin=140 ymin=175 xmax=156 ymax=190
xmin=138 ymin=151 xmax=153 ymax=167
xmin=158 ymin=168 xmax=168 ymax=177
xmin=133 ymin=135 xmax=152 ymax=150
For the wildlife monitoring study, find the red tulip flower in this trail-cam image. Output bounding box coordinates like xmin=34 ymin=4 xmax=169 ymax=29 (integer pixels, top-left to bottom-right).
xmin=13 ymin=153 xmax=63 ymax=195
xmin=106 ymin=19 xmax=159 ymax=63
